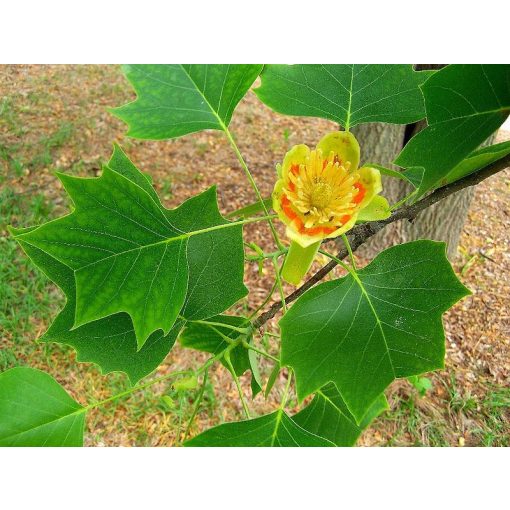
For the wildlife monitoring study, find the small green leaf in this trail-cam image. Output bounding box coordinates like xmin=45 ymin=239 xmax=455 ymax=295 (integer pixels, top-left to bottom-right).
xmin=0 ymin=367 xmax=85 ymax=446
xmin=185 ymin=411 xmax=334 ymax=446
xmin=12 ymin=149 xmax=247 ymax=350
xmin=366 ymin=163 xmax=415 ymax=185
xmin=265 ymin=362 xmax=281 ymax=399
xmin=293 ymin=383 xmax=388 ymax=446
xmin=179 ymin=315 xmax=261 ymax=397
xmin=111 ymin=64 xmax=263 ymax=140
xmin=280 ymin=240 xmax=470 ymax=422
xmin=408 ymin=375 xmax=433 ymax=396
xmin=395 ymin=64 xmax=510 ymax=196
xmin=174 ymin=375 xmax=199 ymax=391
xmin=256 ymin=65 xmax=432 ymax=130
xmin=161 ymin=395 xmax=176 ymax=409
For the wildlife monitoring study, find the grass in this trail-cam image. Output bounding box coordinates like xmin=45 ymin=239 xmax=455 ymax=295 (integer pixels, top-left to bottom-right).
xmin=29 ymin=122 xmax=74 ymax=169
xmin=0 ymin=187 xmax=59 ymax=370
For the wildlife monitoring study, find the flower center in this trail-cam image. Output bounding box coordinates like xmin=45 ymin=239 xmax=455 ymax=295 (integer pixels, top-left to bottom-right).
xmin=310 ymin=181 xmax=333 ymax=209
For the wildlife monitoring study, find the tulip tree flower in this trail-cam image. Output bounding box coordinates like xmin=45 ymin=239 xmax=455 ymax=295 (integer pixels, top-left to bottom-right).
xmin=273 ymin=131 xmax=390 ymax=285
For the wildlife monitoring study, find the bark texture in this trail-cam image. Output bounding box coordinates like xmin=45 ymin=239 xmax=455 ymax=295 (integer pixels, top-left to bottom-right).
xmin=351 ymin=122 xmax=409 ymax=258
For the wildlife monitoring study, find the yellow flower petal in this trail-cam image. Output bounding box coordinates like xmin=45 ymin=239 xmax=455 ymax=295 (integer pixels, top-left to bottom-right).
xmin=316 ymin=131 xmax=360 ymax=172
xmin=324 ymin=213 xmax=359 ymax=240
xmin=356 ymin=166 xmax=383 ymax=210
xmin=281 ymin=144 xmax=310 ymax=180
xmin=357 ymin=195 xmax=391 ymax=222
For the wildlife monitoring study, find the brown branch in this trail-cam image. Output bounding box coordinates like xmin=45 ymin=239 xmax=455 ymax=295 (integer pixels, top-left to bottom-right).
xmin=253 ymin=153 xmax=510 ymax=329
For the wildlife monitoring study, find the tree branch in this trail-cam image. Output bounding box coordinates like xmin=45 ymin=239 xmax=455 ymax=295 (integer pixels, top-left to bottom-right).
xmin=253 ymin=153 xmax=510 ymax=329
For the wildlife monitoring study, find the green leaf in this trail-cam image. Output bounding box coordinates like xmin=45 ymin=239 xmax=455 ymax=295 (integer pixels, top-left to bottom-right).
xmin=0 ymin=367 xmax=85 ymax=446
xmin=265 ymin=362 xmax=281 ymax=398
xmin=366 ymin=163 xmax=415 ymax=185
xmin=185 ymin=411 xmax=334 ymax=446
xmin=108 ymin=143 xmax=160 ymax=201
xmin=13 ymin=227 xmax=183 ymax=384
xmin=293 ymin=383 xmax=388 ymax=446
xmin=440 ymin=140 xmax=510 ymax=187
xmin=280 ymin=240 xmax=470 ymax=422
xmin=395 ymin=64 xmax=510 ymax=196
xmin=255 ymin=65 xmax=432 ymax=130
xmin=116 ymin=141 xmax=248 ymax=321
xmin=408 ymin=375 xmax=433 ymax=396
xmin=12 ymin=149 xmax=247 ymax=349
xmin=225 ymin=197 xmax=272 ymax=219
xmin=179 ymin=315 xmax=261 ymax=397
xmin=173 ymin=190 xmax=248 ymax=321
xmin=111 ymin=64 xmax=263 ymax=140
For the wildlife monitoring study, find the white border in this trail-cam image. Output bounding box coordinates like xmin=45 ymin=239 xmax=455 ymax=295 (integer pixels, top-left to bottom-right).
xmin=1 ymin=0 xmax=509 ymax=63
xmin=0 ymin=448 xmax=507 ymax=508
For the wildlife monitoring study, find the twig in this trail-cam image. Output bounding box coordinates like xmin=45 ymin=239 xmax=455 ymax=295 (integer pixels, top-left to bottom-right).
xmin=253 ymin=154 xmax=510 ymax=329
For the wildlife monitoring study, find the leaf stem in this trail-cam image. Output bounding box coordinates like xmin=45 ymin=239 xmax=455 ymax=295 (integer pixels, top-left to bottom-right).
xmin=79 ymin=332 xmax=244 ymax=426
xmin=84 ymin=369 xmax=193 ymax=412
xmin=389 ymin=190 xmax=418 ymax=211
xmin=222 ymin=125 xmax=284 ymax=251
xmin=245 ymin=249 xmax=287 ymax=262
xmin=224 ymin=350 xmax=251 ymax=419
xmin=272 ymin=255 xmax=287 ymax=314
xmin=280 ymin=369 xmax=293 ymax=410
xmin=248 ymin=278 xmax=279 ymax=320
xmin=242 ymin=340 xmax=279 ymax=363
xmin=341 ymin=234 xmax=357 ymax=270
xmin=184 ymin=370 xmax=209 ymax=440
xmin=269 ymin=369 xmax=293 ymax=446
xmin=319 ymin=249 xmax=354 ymax=277
xmin=184 ymin=318 xmax=251 ymax=335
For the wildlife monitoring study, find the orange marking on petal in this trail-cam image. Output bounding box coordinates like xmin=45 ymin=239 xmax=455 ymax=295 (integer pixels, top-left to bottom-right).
xmin=294 ymin=217 xmax=305 ymax=232
xmin=281 ymin=195 xmax=298 ymax=222
xmin=298 ymin=225 xmax=337 ymax=236
xmin=288 ymin=181 xmax=296 ymax=192
xmin=333 ymin=155 xmax=342 ymax=165
xmin=352 ymin=183 xmax=366 ymax=204
xmin=290 ymin=164 xmax=300 ymax=176
xmin=339 ymin=215 xmax=352 ymax=224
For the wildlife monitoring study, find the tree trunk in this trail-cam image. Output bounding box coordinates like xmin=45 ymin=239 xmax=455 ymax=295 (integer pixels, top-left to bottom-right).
xmin=351 ymin=122 xmax=410 ymax=258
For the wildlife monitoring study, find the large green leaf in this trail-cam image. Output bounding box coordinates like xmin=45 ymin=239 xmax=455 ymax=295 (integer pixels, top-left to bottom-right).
xmin=185 ymin=411 xmax=334 ymax=446
xmin=293 ymin=383 xmax=388 ymax=446
xmin=280 ymin=241 xmax=470 ymax=422
xmin=111 ymin=64 xmax=263 ymax=140
xmin=12 ymin=227 xmax=183 ymax=385
xmin=179 ymin=315 xmax=261 ymax=397
xmin=12 ymin=148 xmax=247 ymax=350
xmin=255 ymin=65 xmax=433 ymax=130
xmin=395 ymin=64 xmax=510 ymax=196
xmin=0 ymin=367 xmax=85 ymax=446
